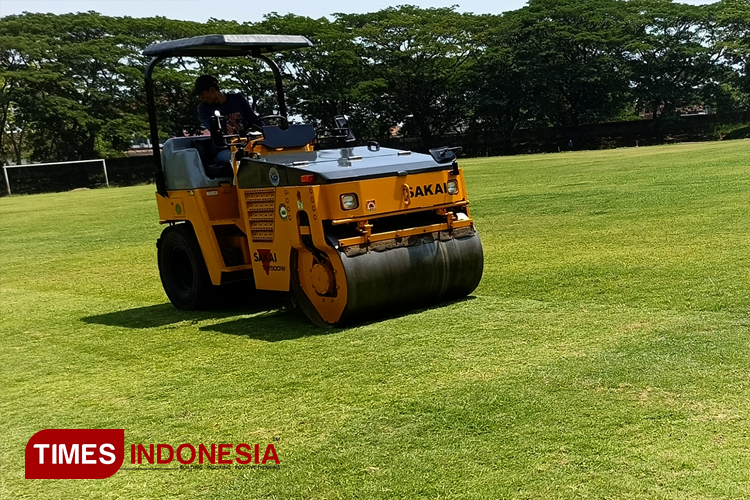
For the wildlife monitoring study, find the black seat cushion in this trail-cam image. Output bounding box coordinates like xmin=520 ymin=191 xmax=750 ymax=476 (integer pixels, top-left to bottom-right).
xmin=204 ymin=163 xmax=232 ymax=179
xmin=192 ymin=138 xmax=231 ymax=179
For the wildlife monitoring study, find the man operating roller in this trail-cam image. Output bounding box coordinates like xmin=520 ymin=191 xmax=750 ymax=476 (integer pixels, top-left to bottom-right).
xmin=193 ymin=74 xmax=262 ymax=165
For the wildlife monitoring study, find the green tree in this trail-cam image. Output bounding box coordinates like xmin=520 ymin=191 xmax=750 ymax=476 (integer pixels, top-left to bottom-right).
xmin=255 ymin=13 xmax=377 ymax=136
xmin=0 ymin=12 xmax=210 ymax=162
xmin=462 ymin=15 xmax=532 ymax=153
xmin=1 ymin=13 xmax=133 ymax=161
xmin=498 ymin=0 xmax=634 ymax=128
xmin=113 ymin=16 xmax=215 ymax=141
xmin=2 ymin=4 xmax=747 ymax=166
xmin=623 ymin=0 xmax=725 ymax=118
xmin=337 ymin=6 xmax=480 ymax=147
xmin=712 ymin=0 xmax=750 ymax=110
xmin=0 ymin=32 xmax=36 ymax=165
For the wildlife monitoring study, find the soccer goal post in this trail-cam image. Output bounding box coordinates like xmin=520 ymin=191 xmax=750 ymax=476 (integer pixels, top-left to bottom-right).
xmin=2 ymin=159 xmax=109 ymax=196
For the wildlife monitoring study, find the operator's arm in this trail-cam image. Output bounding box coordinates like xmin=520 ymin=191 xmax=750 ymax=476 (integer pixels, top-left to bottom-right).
xmin=238 ymin=94 xmax=261 ymax=127
xmin=197 ymin=104 xmax=213 ymax=130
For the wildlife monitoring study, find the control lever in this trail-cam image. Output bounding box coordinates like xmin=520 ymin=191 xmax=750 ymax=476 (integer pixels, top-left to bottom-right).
xmin=210 ymin=110 xmax=242 ymax=148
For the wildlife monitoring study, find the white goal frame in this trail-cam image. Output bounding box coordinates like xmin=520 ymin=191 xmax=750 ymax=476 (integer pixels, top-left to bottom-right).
xmin=2 ymin=159 xmax=109 ymax=196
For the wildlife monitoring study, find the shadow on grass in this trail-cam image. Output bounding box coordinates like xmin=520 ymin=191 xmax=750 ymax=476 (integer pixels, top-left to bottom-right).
xmin=82 ymin=293 xmax=477 ymax=341
xmin=200 ymin=310 xmax=337 ymax=342
xmin=197 ymin=296 xmax=478 ymax=342
xmin=82 ymin=303 xmax=221 ymax=329
xmin=81 ymin=291 xmax=289 ymax=330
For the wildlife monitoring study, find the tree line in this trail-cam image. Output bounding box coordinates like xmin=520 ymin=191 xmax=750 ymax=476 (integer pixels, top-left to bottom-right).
xmin=1 ymin=0 xmax=748 ymax=165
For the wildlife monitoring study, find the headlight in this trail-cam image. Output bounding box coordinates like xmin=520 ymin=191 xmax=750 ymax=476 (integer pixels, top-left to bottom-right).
xmin=446 ymin=180 xmax=459 ymax=195
xmin=340 ymin=193 xmax=358 ymax=210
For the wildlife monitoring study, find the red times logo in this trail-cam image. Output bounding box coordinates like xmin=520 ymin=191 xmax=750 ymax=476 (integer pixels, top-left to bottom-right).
xmin=25 ymin=429 xmax=280 ymax=478
xmin=25 ymin=429 xmax=125 ymax=479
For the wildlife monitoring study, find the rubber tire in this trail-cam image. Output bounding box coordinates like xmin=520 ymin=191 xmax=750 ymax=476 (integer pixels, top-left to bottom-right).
xmin=157 ymin=223 xmax=212 ymax=310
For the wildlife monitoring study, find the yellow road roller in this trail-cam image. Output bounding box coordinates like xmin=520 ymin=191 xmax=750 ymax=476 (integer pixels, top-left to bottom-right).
xmin=143 ymin=35 xmax=483 ymax=326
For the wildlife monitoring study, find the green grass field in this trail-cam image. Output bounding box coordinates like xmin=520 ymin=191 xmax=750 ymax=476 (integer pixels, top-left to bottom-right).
xmin=2 ymin=141 xmax=750 ymax=499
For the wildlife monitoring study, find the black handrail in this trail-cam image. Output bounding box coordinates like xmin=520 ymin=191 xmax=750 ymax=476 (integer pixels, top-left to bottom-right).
xmin=145 ymin=56 xmax=167 ymax=195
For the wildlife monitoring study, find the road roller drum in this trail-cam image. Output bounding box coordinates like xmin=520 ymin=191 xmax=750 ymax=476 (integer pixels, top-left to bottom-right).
xmin=337 ymin=228 xmax=483 ymax=324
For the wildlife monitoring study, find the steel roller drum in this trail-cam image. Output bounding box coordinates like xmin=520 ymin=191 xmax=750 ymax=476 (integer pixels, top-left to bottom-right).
xmin=336 ymin=230 xmax=483 ymax=324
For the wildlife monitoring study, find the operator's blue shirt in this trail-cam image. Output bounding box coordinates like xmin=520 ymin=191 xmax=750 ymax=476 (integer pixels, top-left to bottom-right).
xmin=198 ymin=94 xmax=260 ymax=136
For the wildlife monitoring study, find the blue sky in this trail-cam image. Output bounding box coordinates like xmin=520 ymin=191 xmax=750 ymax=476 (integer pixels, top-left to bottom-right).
xmin=0 ymin=0 xmax=715 ymax=23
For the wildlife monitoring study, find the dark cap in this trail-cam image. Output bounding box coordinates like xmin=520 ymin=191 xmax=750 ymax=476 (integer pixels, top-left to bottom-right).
xmin=192 ymin=75 xmax=220 ymax=96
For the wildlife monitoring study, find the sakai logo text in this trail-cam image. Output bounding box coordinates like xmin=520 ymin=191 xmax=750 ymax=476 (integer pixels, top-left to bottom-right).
xmin=254 ymin=250 xmax=285 ymax=274
xmin=409 ymin=183 xmax=454 ymax=198
xmin=25 ymin=429 xmax=125 ymax=479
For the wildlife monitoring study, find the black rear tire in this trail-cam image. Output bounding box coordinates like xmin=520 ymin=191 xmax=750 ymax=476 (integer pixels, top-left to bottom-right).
xmin=157 ymin=223 xmax=212 ymax=310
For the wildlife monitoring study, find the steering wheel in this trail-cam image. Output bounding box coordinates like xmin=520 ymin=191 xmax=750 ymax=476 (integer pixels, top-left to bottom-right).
xmin=251 ymin=114 xmax=289 ymax=132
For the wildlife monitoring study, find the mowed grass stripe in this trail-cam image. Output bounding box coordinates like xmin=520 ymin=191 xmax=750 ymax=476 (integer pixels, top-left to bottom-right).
xmin=1 ymin=140 xmax=750 ymax=499
xmin=466 ymin=142 xmax=750 ymax=312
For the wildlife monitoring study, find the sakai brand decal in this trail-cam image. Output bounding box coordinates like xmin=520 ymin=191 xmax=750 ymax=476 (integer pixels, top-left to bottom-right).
xmin=408 ymin=183 xmax=454 ymax=198
xmin=254 ymin=249 xmax=286 ymax=274
xmin=25 ymin=429 xmax=125 ymax=479
xmin=268 ymin=167 xmax=280 ymax=187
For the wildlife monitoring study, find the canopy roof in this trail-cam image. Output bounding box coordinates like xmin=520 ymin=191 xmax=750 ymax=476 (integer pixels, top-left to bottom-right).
xmin=143 ymin=34 xmax=313 ymax=58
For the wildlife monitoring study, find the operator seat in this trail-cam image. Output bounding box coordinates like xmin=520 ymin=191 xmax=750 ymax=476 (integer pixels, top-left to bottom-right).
xmin=161 ymin=137 xmax=233 ymax=190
